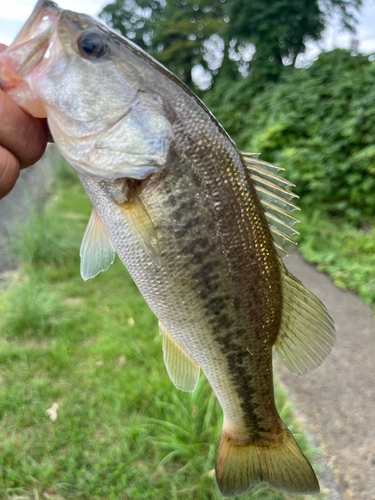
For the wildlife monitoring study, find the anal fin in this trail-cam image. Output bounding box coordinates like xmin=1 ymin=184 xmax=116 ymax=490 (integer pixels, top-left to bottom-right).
xmin=80 ymin=208 xmax=115 ymax=281
xmin=160 ymin=323 xmax=200 ymax=392
xmin=274 ymin=266 xmax=336 ymax=376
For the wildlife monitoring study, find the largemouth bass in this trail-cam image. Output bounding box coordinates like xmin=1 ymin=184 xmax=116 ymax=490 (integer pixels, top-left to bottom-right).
xmin=0 ymin=1 xmax=335 ymax=496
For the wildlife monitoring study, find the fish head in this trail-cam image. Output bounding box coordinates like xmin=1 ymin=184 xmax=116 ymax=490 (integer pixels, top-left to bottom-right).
xmin=0 ymin=0 xmax=173 ymax=180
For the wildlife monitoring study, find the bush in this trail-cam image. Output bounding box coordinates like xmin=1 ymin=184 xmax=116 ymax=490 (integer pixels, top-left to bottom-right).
xmin=205 ymin=49 xmax=375 ymax=225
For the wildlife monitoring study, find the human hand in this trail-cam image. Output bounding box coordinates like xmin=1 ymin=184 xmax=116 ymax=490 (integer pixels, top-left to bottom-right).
xmin=0 ymin=43 xmax=49 ymax=199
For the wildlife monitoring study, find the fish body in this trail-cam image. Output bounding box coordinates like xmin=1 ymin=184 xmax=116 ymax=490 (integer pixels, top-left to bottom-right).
xmin=0 ymin=2 xmax=336 ymax=496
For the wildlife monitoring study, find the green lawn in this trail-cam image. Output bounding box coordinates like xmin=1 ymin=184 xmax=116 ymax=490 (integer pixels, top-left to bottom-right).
xmin=0 ymin=158 xmax=324 ymax=500
xmin=295 ymin=211 xmax=375 ymax=311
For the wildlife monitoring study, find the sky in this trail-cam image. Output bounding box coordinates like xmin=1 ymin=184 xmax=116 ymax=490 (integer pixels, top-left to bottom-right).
xmin=1 ymin=0 xmax=375 ymax=64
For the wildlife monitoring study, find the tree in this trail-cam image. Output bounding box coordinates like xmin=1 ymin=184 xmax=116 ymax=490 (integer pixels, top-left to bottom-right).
xmin=221 ymin=0 xmax=362 ymax=80
xmin=99 ymin=0 xmax=362 ymax=87
xmin=99 ymin=0 xmax=165 ymax=52
xmin=151 ymin=0 xmax=224 ymax=86
xmin=100 ymin=0 xmax=224 ymax=87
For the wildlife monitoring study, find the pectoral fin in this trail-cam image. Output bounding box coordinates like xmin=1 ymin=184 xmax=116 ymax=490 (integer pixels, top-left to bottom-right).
xmin=160 ymin=323 xmax=200 ymax=392
xmin=119 ymin=184 xmax=161 ymax=268
xmin=274 ymin=266 xmax=336 ymax=376
xmin=80 ymin=208 xmax=115 ymax=281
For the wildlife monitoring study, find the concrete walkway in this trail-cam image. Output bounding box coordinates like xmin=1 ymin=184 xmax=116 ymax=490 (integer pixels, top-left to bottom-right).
xmin=278 ymin=251 xmax=375 ymax=500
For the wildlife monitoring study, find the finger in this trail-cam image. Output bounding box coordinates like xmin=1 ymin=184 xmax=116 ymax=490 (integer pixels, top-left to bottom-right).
xmin=0 ymin=145 xmax=20 ymax=199
xmin=0 ymin=89 xmax=48 ymax=168
xmin=39 ymin=118 xmax=54 ymax=144
xmin=0 ymin=45 xmax=52 ymax=148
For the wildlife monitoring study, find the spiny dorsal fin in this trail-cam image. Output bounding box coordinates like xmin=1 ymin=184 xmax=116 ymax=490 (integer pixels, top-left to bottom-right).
xmin=80 ymin=208 xmax=115 ymax=281
xmin=274 ymin=266 xmax=336 ymax=376
xmin=119 ymin=184 xmax=161 ymax=268
xmin=241 ymin=152 xmax=300 ymax=258
xmin=160 ymin=323 xmax=200 ymax=392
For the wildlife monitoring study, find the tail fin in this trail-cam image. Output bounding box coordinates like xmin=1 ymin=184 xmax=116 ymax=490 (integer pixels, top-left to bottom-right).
xmin=215 ymin=423 xmax=319 ymax=497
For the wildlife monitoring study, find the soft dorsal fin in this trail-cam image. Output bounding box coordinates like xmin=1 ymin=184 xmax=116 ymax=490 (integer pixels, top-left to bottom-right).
xmin=241 ymin=152 xmax=336 ymax=374
xmin=80 ymin=208 xmax=115 ymax=281
xmin=241 ymin=152 xmax=300 ymax=258
xmin=119 ymin=184 xmax=161 ymax=268
xmin=160 ymin=323 xmax=200 ymax=392
xmin=274 ymin=266 xmax=336 ymax=376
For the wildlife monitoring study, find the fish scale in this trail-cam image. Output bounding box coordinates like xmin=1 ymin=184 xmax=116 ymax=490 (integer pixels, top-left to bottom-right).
xmin=0 ymin=1 xmax=336 ymax=496
xmin=80 ymin=149 xmax=278 ymax=437
xmin=146 ymin=150 xmax=279 ymax=435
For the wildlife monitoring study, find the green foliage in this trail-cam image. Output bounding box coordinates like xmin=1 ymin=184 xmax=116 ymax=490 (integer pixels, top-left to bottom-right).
xmin=295 ymin=212 xmax=375 ymax=308
xmin=53 ymin=156 xmax=79 ymax=185
xmin=7 ymin=208 xmax=79 ymax=268
xmin=221 ymin=0 xmax=361 ymax=78
xmin=100 ymin=0 xmax=164 ymax=52
xmin=100 ymin=0 xmax=361 ymax=87
xmin=151 ymin=0 xmax=223 ymax=86
xmin=6 ymin=160 xmax=84 ymax=272
xmin=101 ymin=0 xmax=223 ymax=87
xmin=0 ymin=161 xmax=323 ymax=499
xmin=205 ymin=49 xmax=375 ymax=224
xmin=1 ymin=276 xmax=62 ymax=338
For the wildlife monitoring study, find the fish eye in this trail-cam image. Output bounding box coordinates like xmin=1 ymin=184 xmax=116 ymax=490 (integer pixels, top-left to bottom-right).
xmin=78 ymin=31 xmax=108 ymax=59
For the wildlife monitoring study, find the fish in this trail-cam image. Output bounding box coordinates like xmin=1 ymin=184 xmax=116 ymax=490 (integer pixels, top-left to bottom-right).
xmin=0 ymin=1 xmax=336 ymax=496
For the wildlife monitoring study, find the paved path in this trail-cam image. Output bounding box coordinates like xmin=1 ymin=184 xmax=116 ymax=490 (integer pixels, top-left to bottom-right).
xmin=277 ymin=251 xmax=375 ymax=500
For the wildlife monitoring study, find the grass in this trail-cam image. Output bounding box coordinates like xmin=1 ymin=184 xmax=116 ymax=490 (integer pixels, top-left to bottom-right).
xmin=0 ymin=159 xmax=325 ymax=500
xmin=295 ymin=211 xmax=375 ymax=310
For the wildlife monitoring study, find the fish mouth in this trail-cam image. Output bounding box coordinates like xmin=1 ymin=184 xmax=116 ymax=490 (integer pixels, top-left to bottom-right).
xmin=12 ymin=1 xmax=60 ymax=48
xmin=0 ymin=1 xmax=61 ymax=117
xmin=0 ymin=1 xmax=60 ymax=82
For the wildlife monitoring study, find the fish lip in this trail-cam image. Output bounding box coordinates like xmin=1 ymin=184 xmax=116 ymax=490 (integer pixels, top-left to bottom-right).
xmin=12 ymin=1 xmax=61 ymax=47
xmin=0 ymin=0 xmax=61 ymax=80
